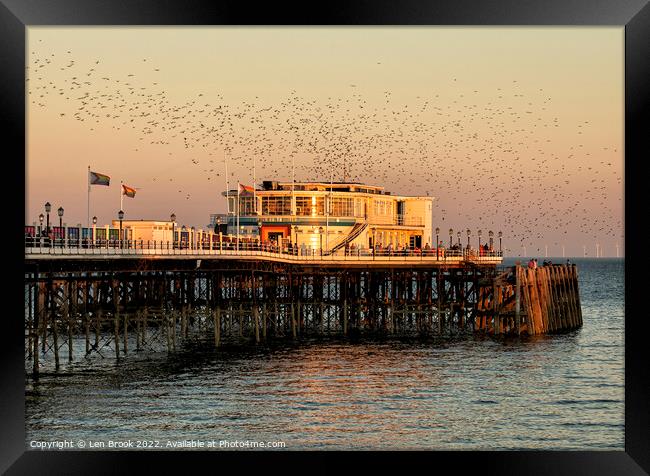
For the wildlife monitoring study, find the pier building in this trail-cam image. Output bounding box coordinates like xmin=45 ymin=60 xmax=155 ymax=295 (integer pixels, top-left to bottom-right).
xmin=220 ymin=181 xmax=433 ymax=254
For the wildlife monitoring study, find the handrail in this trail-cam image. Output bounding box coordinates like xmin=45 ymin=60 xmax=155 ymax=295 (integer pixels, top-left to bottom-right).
xmin=24 ymin=237 xmax=503 ymax=263
xmin=326 ymin=222 xmax=368 ymax=255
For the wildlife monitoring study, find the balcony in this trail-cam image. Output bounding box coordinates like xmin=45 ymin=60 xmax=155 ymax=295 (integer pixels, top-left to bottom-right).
xmin=396 ymin=215 xmax=423 ymax=226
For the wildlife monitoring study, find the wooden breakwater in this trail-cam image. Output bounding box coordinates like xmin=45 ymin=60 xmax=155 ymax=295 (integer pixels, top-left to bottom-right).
xmin=24 ymin=257 xmax=582 ymax=375
xmin=477 ymin=264 xmax=583 ymax=336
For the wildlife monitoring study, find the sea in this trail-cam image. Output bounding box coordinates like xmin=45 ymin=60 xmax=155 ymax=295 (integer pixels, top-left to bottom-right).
xmin=24 ymin=258 xmax=624 ymax=450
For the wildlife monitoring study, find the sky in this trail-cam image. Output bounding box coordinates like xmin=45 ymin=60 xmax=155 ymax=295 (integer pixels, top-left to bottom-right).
xmin=26 ymin=27 xmax=623 ymax=257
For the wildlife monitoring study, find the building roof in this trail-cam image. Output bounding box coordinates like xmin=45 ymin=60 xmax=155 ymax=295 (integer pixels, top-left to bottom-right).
xmin=222 ymin=180 xmax=432 ymax=199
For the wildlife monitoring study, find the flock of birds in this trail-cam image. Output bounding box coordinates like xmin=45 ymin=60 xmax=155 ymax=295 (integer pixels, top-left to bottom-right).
xmin=28 ymin=42 xmax=622 ymax=254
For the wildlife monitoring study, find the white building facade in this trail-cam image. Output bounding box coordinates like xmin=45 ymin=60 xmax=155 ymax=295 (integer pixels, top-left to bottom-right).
xmin=219 ymin=181 xmax=433 ymax=254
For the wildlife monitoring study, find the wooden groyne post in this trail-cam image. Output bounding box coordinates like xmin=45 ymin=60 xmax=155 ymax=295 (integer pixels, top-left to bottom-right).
xmin=510 ymin=264 xmax=583 ymax=335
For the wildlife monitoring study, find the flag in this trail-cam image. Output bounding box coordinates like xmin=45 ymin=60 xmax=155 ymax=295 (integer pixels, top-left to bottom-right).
xmin=122 ymin=184 xmax=136 ymax=198
xmin=89 ymin=171 xmax=110 ymax=186
xmin=238 ymin=183 xmax=254 ymax=194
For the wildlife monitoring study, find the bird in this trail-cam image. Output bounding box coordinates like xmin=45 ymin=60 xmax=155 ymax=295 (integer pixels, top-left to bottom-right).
xmin=26 ymin=43 xmax=622 ymax=251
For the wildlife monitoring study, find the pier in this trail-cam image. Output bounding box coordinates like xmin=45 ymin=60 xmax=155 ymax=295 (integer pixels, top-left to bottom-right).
xmin=24 ymin=240 xmax=582 ymax=376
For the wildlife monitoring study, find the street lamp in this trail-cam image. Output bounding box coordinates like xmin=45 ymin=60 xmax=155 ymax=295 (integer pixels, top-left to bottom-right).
xmin=92 ymin=216 xmax=97 ymax=246
xmin=370 ymin=227 xmax=376 ymax=259
xmin=498 ymin=231 xmax=503 ymax=254
xmin=435 ymin=227 xmax=440 ymax=260
xmin=44 ymin=202 xmax=51 ymax=236
xmin=191 ymin=226 xmax=195 ymax=249
xmin=58 ymin=207 xmax=64 ymax=247
xmin=257 ymin=219 xmax=262 ymax=248
xmin=170 ymin=213 xmax=176 ymax=248
xmin=38 ymin=214 xmax=44 ymax=237
xmin=318 ymin=226 xmax=324 ymax=257
xmin=293 ymin=225 xmax=299 ymax=254
xmin=457 ymin=231 xmax=461 ymax=246
xmin=118 ymin=209 xmax=124 ymax=249
xmin=488 ymin=230 xmax=494 ymax=253
xmin=448 ymin=228 xmax=453 ymax=247
xmin=466 ymin=229 xmax=471 ymax=248
xmin=478 ymin=229 xmax=482 ymax=251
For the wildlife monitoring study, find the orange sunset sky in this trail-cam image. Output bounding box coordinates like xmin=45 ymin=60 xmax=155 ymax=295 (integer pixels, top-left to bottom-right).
xmin=26 ymin=27 xmax=623 ymax=257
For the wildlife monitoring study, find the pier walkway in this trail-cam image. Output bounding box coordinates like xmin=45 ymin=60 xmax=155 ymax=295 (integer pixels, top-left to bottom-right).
xmin=25 ymin=239 xmax=503 ymax=267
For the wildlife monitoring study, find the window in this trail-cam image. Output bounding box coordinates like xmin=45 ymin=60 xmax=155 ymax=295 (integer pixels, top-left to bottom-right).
xmin=262 ymin=196 xmax=291 ymax=215
xmin=330 ymin=197 xmax=354 ymax=217
xmin=238 ymin=196 xmax=256 ymax=215
xmin=354 ymin=198 xmax=366 ymax=218
xmin=296 ymin=196 xmax=324 ymax=216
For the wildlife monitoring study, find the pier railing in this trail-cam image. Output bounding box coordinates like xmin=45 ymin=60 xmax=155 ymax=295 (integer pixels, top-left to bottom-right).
xmin=24 ymin=237 xmax=503 ymax=263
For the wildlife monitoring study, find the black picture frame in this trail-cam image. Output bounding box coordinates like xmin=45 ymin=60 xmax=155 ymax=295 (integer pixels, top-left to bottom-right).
xmin=3 ymin=0 xmax=648 ymax=473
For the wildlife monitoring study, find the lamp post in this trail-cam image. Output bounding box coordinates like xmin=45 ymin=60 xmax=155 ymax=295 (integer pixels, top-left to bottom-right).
xmin=318 ymin=226 xmax=324 ymax=257
xmin=38 ymin=214 xmax=44 ymax=238
xmin=257 ymin=219 xmax=262 ymax=249
xmin=191 ymin=226 xmax=195 ymax=250
xmin=58 ymin=207 xmax=64 ymax=247
xmin=448 ymin=228 xmax=453 ymax=248
xmin=92 ymin=216 xmax=97 ymax=247
xmin=181 ymin=225 xmax=186 ymax=249
xmin=478 ymin=229 xmax=482 ymax=251
xmin=498 ymin=231 xmax=503 ymax=254
xmin=170 ymin=213 xmax=176 ymax=249
xmin=293 ymin=225 xmax=299 ymax=254
xmin=488 ymin=230 xmax=494 ymax=254
xmin=466 ymin=229 xmax=471 ymax=254
xmin=435 ymin=227 xmax=440 ymax=260
xmin=371 ymin=226 xmax=376 ymax=259
xmin=118 ymin=210 xmax=124 ymax=249
xmin=44 ymin=202 xmax=51 ymax=237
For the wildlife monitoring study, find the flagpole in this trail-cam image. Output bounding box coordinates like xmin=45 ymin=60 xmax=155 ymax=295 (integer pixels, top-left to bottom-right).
xmin=291 ymin=155 xmax=295 ymax=216
xmin=120 ymin=180 xmax=123 ymax=212
xmin=253 ymin=156 xmax=256 ymax=215
xmin=87 ymin=165 xmax=91 ymax=228
xmin=225 ymin=150 xmax=229 ymax=213
xmin=327 ymin=169 xmax=332 ymax=252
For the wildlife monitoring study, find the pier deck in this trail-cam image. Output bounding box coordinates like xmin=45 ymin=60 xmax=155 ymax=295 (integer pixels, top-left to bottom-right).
xmin=24 ymin=244 xmax=581 ymax=376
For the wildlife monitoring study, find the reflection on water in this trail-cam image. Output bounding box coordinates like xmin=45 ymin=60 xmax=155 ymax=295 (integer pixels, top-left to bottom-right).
xmin=25 ymin=258 xmax=623 ymax=449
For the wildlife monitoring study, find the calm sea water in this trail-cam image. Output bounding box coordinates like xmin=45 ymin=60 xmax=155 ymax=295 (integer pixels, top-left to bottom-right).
xmin=25 ymin=258 xmax=624 ymax=450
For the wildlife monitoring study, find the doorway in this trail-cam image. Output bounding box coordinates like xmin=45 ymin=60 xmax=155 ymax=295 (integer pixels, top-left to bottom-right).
xmin=268 ymin=232 xmax=284 ymax=244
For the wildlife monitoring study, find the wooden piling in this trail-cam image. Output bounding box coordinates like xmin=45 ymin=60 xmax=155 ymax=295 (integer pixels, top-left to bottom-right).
xmin=254 ymin=305 xmax=260 ymax=344
xmin=95 ymin=308 xmax=102 ymax=350
xmin=51 ymin=283 xmax=60 ymax=370
xmin=515 ymin=266 xmax=521 ymax=336
xmin=171 ymin=310 xmax=177 ymax=350
xmin=123 ymin=312 xmax=128 ymax=354
xmin=114 ymin=311 xmax=120 ymax=359
xmin=143 ymin=306 xmax=148 ymax=347
xmin=262 ymin=302 xmax=267 ymax=340
xmin=572 ymin=266 xmax=583 ymax=326
xmin=33 ymin=282 xmax=45 ymax=376
xmin=214 ymin=307 xmax=221 ymax=347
